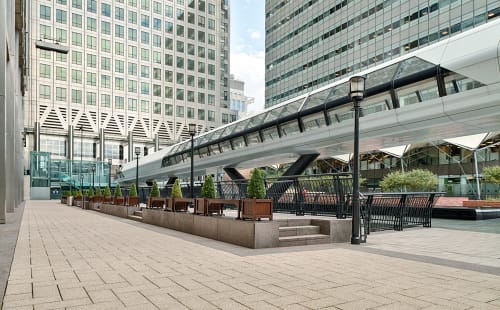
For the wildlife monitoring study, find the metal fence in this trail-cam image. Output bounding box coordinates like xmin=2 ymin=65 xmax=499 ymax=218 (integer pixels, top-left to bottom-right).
xmin=127 ymin=173 xmax=437 ymax=232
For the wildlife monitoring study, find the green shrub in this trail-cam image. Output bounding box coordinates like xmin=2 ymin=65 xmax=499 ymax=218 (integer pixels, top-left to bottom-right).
xmin=114 ymin=183 xmax=123 ymax=197
xmin=75 ymin=189 xmax=82 ymax=197
xmin=201 ymin=175 xmax=216 ymax=198
xmin=103 ymin=186 xmax=111 ymax=197
xmin=95 ymin=187 xmax=102 ymax=196
xmin=171 ymin=179 xmax=183 ymax=198
xmin=247 ymin=169 xmax=266 ymax=199
xmin=380 ymin=169 xmax=438 ymax=192
xmin=63 ymin=191 xmax=71 ymax=196
xmin=88 ymin=187 xmax=94 ymax=196
xmin=150 ymin=180 xmax=160 ymax=197
xmin=129 ymin=183 xmax=138 ymax=197
xmin=483 ymin=166 xmax=500 ymax=185
xmin=72 ymin=190 xmax=78 ymax=196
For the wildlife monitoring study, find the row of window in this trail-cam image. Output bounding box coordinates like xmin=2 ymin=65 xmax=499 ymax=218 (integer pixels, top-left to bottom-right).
xmin=39 ymin=83 xmax=218 ymax=105
xmin=52 ymin=0 xmax=217 ymax=16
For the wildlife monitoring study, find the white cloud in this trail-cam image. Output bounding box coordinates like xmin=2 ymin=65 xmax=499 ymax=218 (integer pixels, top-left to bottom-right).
xmin=250 ymin=31 xmax=261 ymax=41
xmin=230 ymin=50 xmax=265 ymax=112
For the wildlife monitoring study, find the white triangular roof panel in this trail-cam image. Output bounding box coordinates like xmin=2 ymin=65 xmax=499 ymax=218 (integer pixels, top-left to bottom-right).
xmin=380 ymin=145 xmax=410 ymax=158
xmin=444 ymin=133 xmax=488 ymax=150
xmin=332 ymin=154 xmax=351 ymax=163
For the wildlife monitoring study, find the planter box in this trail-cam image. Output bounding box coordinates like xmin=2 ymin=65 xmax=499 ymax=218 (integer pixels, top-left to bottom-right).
xmin=61 ymin=196 xmax=67 ymax=204
xmin=127 ymin=196 xmax=140 ymax=207
xmin=114 ymin=197 xmax=125 ymax=205
xmin=147 ymin=197 xmax=165 ymax=208
xmin=168 ymin=198 xmax=194 ymax=212
xmin=241 ymin=199 xmax=273 ymax=221
xmin=66 ymin=196 xmax=73 ymax=206
xmin=100 ymin=203 xmax=140 ymax=218
xmin=463 ymin=200 xmax=500 ymax=208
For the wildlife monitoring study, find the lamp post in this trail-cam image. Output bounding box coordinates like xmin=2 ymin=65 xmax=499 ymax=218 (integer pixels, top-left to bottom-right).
xmin=188 ymin=124 xmax=196 ymax=199
xmin=135 ymin=146 xmax=141 ymax=196
xmin=79 ymin=126 xmax=83 ymax=186
xmin=349 ymin=75 xmax=365 ymax=245
xmin=91 ymin=165 xmax=95 ymax=191
xmin=108 ymin=158 xmax=112 ymax=188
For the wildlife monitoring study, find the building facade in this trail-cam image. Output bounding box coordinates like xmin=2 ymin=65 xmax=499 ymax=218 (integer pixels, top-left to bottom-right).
xmin=265 ymin=0 xmax=500 ymax=107
xmin=25 ymin=0 xmax=231 ymax=171
xmin=229 ymin=74 xmax=253 ymax=120
xmin=1 ymin=0 xmax=27 ymax=221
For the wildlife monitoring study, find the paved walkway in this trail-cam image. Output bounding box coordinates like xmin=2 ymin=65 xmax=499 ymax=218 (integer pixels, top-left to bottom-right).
xmin=2 ymin=201 xmax=500 ymax=309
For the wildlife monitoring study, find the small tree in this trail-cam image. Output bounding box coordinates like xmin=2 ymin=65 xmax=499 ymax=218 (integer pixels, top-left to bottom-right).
xmin=201 ymin=175 xmax=216 ymax=198
xmin=75 ymin=189 xmax=82 ymax=197
xmin=103 ymin=186 xmax=111 ymax=197
xmin=129 ymin=183 xmax=138 ymax=197
xmin=114 ymin=183 xmax=123 ymax=197
xmin=380 ymin=169 xmax=438 ymax=192
xmin=150 ymin=180 xmax=160 ymax=197
xmin=95 ymin=187 xmax=102 ymax=196
xmin=171 ymin=179 xmax=183 ymax=198
xmin=247 ymin=169 xmax=266 ymax=199
xmin=88 ymin=187 xmax=95 ymax=196
xmin=483 ymin=166 xmax=500 ymax=197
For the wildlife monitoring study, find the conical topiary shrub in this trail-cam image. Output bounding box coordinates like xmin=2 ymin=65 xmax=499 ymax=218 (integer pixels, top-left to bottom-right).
xmin=150 ymin=180 xmax=160 ymax=197
xmin=171 ymin=179 xmax=183 ymax=198
xmin=201 ymin=175 xmax=216 ymax=198
xmin=114 ymin=183 xmax=123 ymax=197
xmin=246 ymin=169 xmax=266 ymax=199
xmin=95 ymin=187 xmax=102 ymax=196
xmin=103 ymin=186 xmax=111 ymax=197
xmin=129 ymin=183 xmax=138 ymax=197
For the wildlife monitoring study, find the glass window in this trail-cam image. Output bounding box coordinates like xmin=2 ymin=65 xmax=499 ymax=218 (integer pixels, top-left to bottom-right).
xmin=115 ymin=60 xmax=124 ymax=73
xmin=208 ymin=3 xmax=215 ymax=15
xmin=176 ymin=56 xmax=184 ymax=68
xmin=115 ymin=24 xmax=124 ymax=37
xmin=165 ymin=70 xmax=173 ymax=82
xmin=72 ymin=0 xmax=82 ymax=9
xmin=176 ymin=8 xmax=184 ymax=20
xmin=87 ymin=0 xmax=97 ymax=13
xmin=86 ymin=35 xmax=97 ymax=49
xmin=101 ymin=21 xmax=111 ymax=34
xmin=187 ymin=75 xmax=194 ymax=87
xmin=39 ymin=64 xmax=51 ymax=78
xmin=141 ymin=0 xmax=150 ymax=10
xmin=39 ymin=85 xmax=51 ymax=99
xmin=165 ymin=104 xmax=173 ymax=115
xmin=87 ymin=17 xmax=97 ymax=31
xmin=165 ymin=5 xmax=172 ymax=17
xmin=198 ymin=109 xmax=205 ymax=120
xmin=128 ymin=98 xmax=137 ymax=111
xmin=71 ymin=69 xmax=82 ymax=83
xmin=101 ymin=3 xmax=111 ymax=16
xmin=86 ymin=72 xmax=96 ymax=86
xmin=187 ymin=91 xmax=195 ymax=102
xmin=165 ymin=86 xmax=173 ymax=98
xmin=176 ymin=40 xmax=184 ymax=53
xmin=56 ymin=9 xmax=67 ymax=24
xmin=153 ymin=1 xmax=161 ymax=13
xmin=101 ymin=39 xmax=111 ymax=52
xmin=115 ymin=77 xmax=124 ymax=91
xmin=141 ymin=82 xmax=149 ymax=94
xmin=153 ymin=102 xmax=161 ymax=114
xmin=72 ymin=13 xmax=82 ymax=27
xmin=208 ymin=110 xmax=215 ymax=122
xmin=128 ymin=62 xmax=137 ymax=75
xmin=208 ymin=49 xmax=215 ymax=60
xmin=72 ymin=89 xmax=82 ymax=103
xmin=177 ymin=25 xmax=184 ymax=36
xmin=208 ymin=34 xmax=215 ymax=45
xmin=153 ymin=18 xmax=161 ymax=30
xmin=101 ymin=75 xmax=110 ymax=88
xmin=280 ymin=120 xmax=300 ymax=136
xmin=141 ymin=14 xmax=149 ymax=27
xmin=208 ymin=18 xmax=215 ymax=30
xmin=165 ymin=21 xmax=173 ymax=33
xmin=101 ymin=94 xmax=111 ymax=107
xmin=56 ymin=67 xmax=66 ymax=81
xmin=101 ymin=57 xmax=111 ymax=70
xmin=56 ymin=87 xmax=66 ymax=101
xmin=87 ymin=92 xmax=96 ymax=105
xmin=176 ymin=72 xmax=184 ymax=84
xmin=153 ymin=68 xmax=161 ymax=80
xmin=141 ymin=48 xmax=149 ymax=61
xmin=128 ymin=45 xmax=137 ymax=58
xmin=115 ymin=96 xmax=124 ymax=109
xmin=115 ymin=42 xmax=124 ymax=55
xmin=141 ymin=100 xmax=149 ymax=112
xmin=128 ymin=79 xmax=137 ymax=92
xmin=55 ymin=28 xmax=67 ymax=43
xmin=141 ymin=31 xmax=150 ymax=44
xmin=40 ymin=5 xmax=51 ymax=20
xmin=176 ymin=88 xmax=184 ymax=100
xmin=141 ymin=65 xmax=149 ymax=77
xmin=116 ymin=7 xmax=125 ymax=20
xmin=87 ymin=54 xmax=96 ymax=67
xmin=176 ymin=105 xmax=184 ymax=117
xmin=198 ymin=0 xmax=205 ymax=12
xmin=153 ymin=84 xmax=161 ymax=97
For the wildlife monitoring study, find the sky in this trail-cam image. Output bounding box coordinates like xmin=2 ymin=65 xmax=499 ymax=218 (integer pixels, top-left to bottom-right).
xmin=230 ymin=0 xmax=266 ymax=112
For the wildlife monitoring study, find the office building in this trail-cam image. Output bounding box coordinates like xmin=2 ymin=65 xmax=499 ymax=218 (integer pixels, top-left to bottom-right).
xmin=229 ymin=74 xmax=253 ymax=120
xmin=1 ymin=0 xmax=27 ymax=222
xmin=265 ymin=0 xmax=500 ymax=107
xmin=25 ymin=0 xmax=231 ymax=170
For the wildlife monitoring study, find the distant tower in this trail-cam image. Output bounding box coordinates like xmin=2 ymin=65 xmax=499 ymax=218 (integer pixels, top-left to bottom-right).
xmin=229 ymin=74 xmax=254 ymax=121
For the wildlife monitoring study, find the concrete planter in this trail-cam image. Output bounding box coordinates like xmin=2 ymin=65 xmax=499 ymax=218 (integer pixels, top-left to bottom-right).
xmin=99 ymin=203 xmax=140 ymax=218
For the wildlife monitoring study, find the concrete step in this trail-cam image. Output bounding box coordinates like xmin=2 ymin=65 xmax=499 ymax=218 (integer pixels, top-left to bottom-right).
xmin=279 ymin=234 xmax=330 ymax=247
xmin=128 ymin=215 xmax=143 ymax=222
xmin=279 ymin=225 xmax=320 ymax=237
xmin=275 ymin=219 xmax=312 ymax=227
xmin=133 ymin=210 xmax=143 ymax=216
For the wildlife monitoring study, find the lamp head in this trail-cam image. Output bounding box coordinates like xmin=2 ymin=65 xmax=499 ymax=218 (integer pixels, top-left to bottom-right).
xmin=135 ymin=146 xmax=141 ymax=156
xmin=349 ymin=76 xmax=366 ymax=101
xmin=188 ymin=123 xmax=196 ymax=136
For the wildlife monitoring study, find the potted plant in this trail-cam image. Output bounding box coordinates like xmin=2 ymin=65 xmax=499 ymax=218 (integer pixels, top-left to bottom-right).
xmin=147 ymin=180 xmax=164 ymax=208
xmin=103 ymin=186 xmax=113 ymax=203
xmin=241 ymin=169 xmax=273 ymax=220
xmin=169 ymin=179 xmax=191 ymax=212
xmin=113 ymin=183 xmax=125 ymax=205
xmin=464 ymin=166 xmax=500 ymax=207
xmin=74 ymin=189 xmax=83 ymax=207
xmin=196 ymin=175 xmax=223 ymax=215
xmin=61 ymin=190 xmax=70 ymax=204
xmin=127 ymin=183 xmax=140 ymax=206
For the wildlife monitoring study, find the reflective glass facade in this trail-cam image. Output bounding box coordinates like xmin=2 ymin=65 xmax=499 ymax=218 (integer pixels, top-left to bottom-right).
xmin=265 ymin=0 xmax=500 ymax=107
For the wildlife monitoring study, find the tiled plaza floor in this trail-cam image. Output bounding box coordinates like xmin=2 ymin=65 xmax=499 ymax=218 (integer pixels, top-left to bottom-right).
xmin=2 ymin=200 xmax=500 ymax=309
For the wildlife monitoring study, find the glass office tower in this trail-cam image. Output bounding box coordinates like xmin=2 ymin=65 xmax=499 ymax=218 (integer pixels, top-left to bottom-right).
xmin=265 ymin=0 xmax=500 ymax=107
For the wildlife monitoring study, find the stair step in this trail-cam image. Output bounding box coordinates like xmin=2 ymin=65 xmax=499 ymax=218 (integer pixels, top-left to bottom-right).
xmin=279 ymin=225 xmax=320 ymax=237
xmin=133 ymin=210 xmax=143 ymax=216
xmin=276 ymin=219 xmax=312 ymax=227
xmin=128 ymin=215 xmax=143 ymax=222
xmin=279 ymin=234 xmax=330 ymax=247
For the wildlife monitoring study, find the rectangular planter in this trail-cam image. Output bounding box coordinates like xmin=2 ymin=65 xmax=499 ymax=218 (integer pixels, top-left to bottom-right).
xmin=463 ymin=200 xmax=500 ymax=208
xmin=241 ymin=199 xmax=273 ymax=220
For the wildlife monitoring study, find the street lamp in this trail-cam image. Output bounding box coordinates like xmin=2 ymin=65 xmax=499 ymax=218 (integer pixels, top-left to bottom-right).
xmin=135 ymin=146 xmax=141 ymax=196
xmin=79 ymin=126 xmax=83 ymax=184
xmin=108 ymin=158 xmax=112 ymax=188
xmin=349 ymin=75 xmax=365 ymax=245
xmin=188 ymin=123 xmax=196 ymax=199
xmin=91 ymin=165 xmax=96 ymax=191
